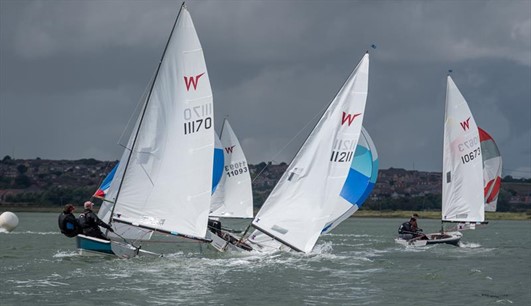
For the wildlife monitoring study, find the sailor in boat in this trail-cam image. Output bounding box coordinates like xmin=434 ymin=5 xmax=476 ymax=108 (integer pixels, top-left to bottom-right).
xmin=58 ymin=204 xmax=81 ymax=238
xmin=207 ymin=218 xmax=253 ymax=251
xmin=398 ymin=215 xmax=427 ymax=241
xmin=78 ymin=201 xmax=114 ymax=240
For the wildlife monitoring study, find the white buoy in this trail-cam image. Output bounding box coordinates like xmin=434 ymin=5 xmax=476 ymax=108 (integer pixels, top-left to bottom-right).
xmin=0 ymin=211 xmax=19 ymax=232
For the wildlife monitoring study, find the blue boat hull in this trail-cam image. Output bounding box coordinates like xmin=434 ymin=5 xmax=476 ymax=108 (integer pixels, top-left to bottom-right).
xmin=76 ymin=234 xmax=114 ymax=256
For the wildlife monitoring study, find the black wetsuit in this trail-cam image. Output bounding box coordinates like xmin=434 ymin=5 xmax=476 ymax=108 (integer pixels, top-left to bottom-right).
xmin=58 ymin=211 xmax=80 ymax=238
xmin=78 ymin=209 xmax=112 ymax=240
xmin=398 ymin=221 xmax=414 ymax=234
xmin=398 ymin=221 xmax=421 ymax=240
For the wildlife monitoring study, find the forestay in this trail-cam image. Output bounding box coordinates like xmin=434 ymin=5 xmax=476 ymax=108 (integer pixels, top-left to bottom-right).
xmin=442 ymin=76 xmax=484 ymax=222
xmin=110 ymin=5 xmax=214 ymax=239
xmin=251 ymin=53 xmax=370 ymax=253
xmin=210 ymin=120 xmax=253 ymax=218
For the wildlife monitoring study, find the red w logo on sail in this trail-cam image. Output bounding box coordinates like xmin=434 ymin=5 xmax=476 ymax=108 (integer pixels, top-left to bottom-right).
xmin=184 ymin=72 xmax=205 ymax=91
xmin=224 ymin=146 xmax=235 ymax=154
xmin=341 ymin=112 xmax=362 ymax=126
xmin=460 ymin=117 xmax=471 ymax=131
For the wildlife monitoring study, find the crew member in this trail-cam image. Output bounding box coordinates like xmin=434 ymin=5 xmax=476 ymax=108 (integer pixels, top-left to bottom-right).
xmin=78 ymin=201 xmax=114 ymax=240
xmin=398 ymin=215 xmax=427 ymax=240
xmin=58 ymin=204 xmax=80 ymax=237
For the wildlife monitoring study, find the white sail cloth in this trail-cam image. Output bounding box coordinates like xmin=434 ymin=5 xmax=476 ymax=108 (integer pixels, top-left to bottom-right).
xmin=210 ymin=120 xmax=254 ymax=218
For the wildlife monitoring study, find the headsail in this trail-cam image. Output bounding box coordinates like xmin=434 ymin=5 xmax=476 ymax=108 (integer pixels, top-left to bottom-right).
xmin=210 ymin=120 xmax=254 ymax=218
xmin=250 ymin=53 xmax=370 ymax=253
xmin=479 ymin=127 xmax=502 ymax=212
xmin=110 ymin=4 xmax=214 ymax=240
xmin=442 ymin=76 xmax=484 ymax=223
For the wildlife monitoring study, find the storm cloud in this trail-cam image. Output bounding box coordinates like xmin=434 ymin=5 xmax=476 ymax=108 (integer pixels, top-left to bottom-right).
xmin=1 ymin=0 xmax=529 ymax=178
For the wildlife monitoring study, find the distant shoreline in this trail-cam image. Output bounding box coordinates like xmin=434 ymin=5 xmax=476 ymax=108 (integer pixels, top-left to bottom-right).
xmin=1 ymin=206 xmax=529 ymax=220
xmin=351 ymin=210 xmax=531 ymax=220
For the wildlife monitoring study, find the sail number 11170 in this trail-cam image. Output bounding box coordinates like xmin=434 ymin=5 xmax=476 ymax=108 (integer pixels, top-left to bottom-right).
xmin=183 ymin=104 xmax=212 ymax=135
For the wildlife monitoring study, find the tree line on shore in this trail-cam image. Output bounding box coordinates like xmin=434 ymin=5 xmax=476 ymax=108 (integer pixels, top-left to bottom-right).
xmin=1 ymin=156 xmax=530 ymax=213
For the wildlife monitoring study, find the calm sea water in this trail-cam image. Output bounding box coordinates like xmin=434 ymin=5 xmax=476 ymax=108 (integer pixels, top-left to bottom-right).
xmin=1 ymin=212 xmax=530 ymax=305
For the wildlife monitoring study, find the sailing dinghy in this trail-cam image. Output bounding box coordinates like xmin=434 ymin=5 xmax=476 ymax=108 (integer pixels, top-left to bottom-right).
xmin=248 ymin=53 xmax=372 ymax=253
xmin=76 ymin=3 xmax=215 ymax=257
xmin=207 ymin=119 xmax=254 ymax=252
xmin=214 ymin=52 xmax=373 ymax=254
xmin=396 ymin=75 xmax=489 ymax=247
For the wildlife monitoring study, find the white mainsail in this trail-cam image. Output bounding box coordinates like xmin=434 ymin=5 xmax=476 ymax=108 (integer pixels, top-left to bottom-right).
xmin=250 ymin=53 xmax=370 ymax=253
xmin=442 ymin=76 xmax=484 ymax=222
xmin=107 ymin=4 xmax=214 ymax=240
xmin=210 ymin=119 xmax=254 ymax=218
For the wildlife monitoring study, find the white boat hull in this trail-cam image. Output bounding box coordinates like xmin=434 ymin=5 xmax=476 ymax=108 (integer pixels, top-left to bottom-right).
xmin=395 ymin=231 xmax=462 ymax=247
xmin=425 ymin=231 xmax=462 ymax=246
xmin=206 ymin=229 xmax=252 ymax=253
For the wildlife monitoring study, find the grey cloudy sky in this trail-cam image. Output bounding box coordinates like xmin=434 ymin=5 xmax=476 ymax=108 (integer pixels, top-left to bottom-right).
xmin=1 ymin=0 xmax=530 ymax=178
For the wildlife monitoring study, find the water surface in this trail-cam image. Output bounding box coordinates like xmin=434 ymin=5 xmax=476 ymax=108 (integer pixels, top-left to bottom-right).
xmin=1 ymin=213 xmax=530 ymax=305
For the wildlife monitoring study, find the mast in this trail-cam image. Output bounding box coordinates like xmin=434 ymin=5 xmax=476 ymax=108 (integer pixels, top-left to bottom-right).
xmin=109 ymin=3 xmax=186 ymax=224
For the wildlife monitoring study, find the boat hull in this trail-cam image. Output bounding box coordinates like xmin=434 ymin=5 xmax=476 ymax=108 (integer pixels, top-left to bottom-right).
xmin=206 ymin=229 xmax=252 ymax=253
xmin=425 ymin=231 xmax=462 ymax=246
xmin=76 ymin=234 xmax=162 ymax=258
xmin=76 ymin=234 xmax=114 ymax=256
xmin=395 ymin=231 xmax=462 ymax=247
